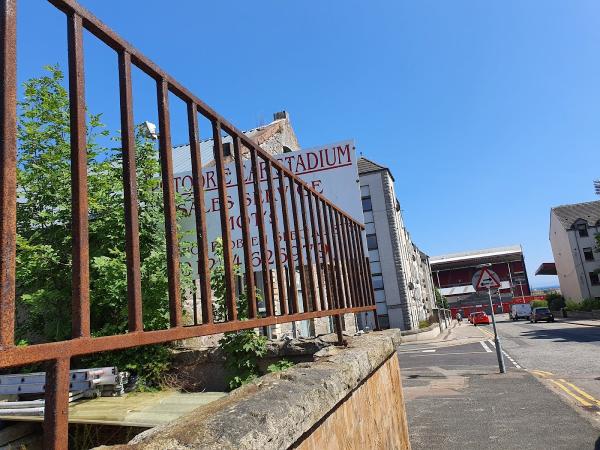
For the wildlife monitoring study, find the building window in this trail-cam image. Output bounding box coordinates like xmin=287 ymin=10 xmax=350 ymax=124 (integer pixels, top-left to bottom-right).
xmin=583 ymin=248 xmax=594 ymax=261
xmin=366 ymin=234 xmax=378 ymax=250
xmin=377 ymin=315 xmax=390 ymax=329
xmin=365 ymin=222 xmax=376 ymax=235
xmin=215 ymin=142 xmax=231 ymax=158
xmin=370 ymin=261 xmax=382 ymax=275
xmin=372 ymin=275 xmax=384 ymax=290
xmin=360 ymin=185 xmax=370 ymax=197
xmin=576 ymin=223 xmax=589 ymax=237
xmin=361 ymin=197 xmax=372 ymax=212
xmin=363 ymin=211 xmax=374 ymax=224
xmin=590 ymin=272 xmax=600 ymax=286
xmin=369 ymin=249 xmax=380 ymax=263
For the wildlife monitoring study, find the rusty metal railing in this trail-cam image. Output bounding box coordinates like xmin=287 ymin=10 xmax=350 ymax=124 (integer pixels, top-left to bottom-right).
xmin=0 ymin=0 xmax=377 ymax=448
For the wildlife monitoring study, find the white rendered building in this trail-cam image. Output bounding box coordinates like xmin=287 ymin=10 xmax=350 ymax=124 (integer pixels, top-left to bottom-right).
xmin=357 ymin=157 xmax=436 ymax=330
xmin=549 ymin=200 xmax=600 ymax=300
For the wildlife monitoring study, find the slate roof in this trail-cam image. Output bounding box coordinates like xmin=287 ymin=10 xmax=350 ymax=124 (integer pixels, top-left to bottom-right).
xmin=551 ymin=200 xmax=600 ymax=230
xmin=357 ymin=157 xmax=394 ymax=180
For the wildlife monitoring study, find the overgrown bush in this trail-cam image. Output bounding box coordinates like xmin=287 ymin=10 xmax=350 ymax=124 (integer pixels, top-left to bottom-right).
xmin=545 ymin=293 xmax=565 ymax=311
xmin=211 ymin=239 xmax=268 ymax=390
xmin=15 ymin=66 xmax=193 ymax=387
xmin=418 ymin=320 xmax=430 ymax=329
xmin=565 ymin=298 xmax=600 ymax=312
xmin=531 ymin=300 xmax=548 ymax=309
xmin=267 ymin=359 xmax=295 ymax=373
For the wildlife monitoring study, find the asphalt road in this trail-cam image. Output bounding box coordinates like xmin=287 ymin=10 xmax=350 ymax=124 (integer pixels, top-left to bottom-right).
xmin=398 ymin=319 xmax=600 ymax=449
xmin=488 ymin=314 xmax=600 ymax=425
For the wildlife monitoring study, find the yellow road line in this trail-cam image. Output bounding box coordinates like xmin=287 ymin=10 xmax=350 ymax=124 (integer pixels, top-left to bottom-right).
xmin=477 ymin=327 xmax=494 ymax=338
xmin=530 ymin=370 xmax=549 ymax=378
xmin=559 ymin=379 xmax=600 ymax=406
xmin=550 ymin=379 xmax=594 ymax=407
xmin=535 ymin=370 xmax=554 ymax=376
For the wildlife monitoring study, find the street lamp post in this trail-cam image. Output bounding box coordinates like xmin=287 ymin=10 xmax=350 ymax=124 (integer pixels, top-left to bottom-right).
xmin=473 ymin=264 xmax=506 ymax=374
xmin=487 ymin=287 xmax=506 ymax=374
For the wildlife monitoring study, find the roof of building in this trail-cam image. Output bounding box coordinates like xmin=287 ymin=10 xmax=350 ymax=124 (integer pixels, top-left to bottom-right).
xmin=171 ymin=111 xmax=299 ymax=173
xmin=551 ymin=200 xmax=600 ymax=229
xmin=357 ymin=157 xmax=394 ymax=181
xmin=430 ymin=245 xmax=523 ymax=266
xmin=535 ymin=262 xmax=557 ymax=276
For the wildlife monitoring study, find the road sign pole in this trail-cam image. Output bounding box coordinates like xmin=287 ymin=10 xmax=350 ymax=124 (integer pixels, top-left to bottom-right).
xmin=487 ymin=288 xmax=506 ymax=374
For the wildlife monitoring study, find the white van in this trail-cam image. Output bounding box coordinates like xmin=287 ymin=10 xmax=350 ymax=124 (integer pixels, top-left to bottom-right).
xmin=509 ymin=303 xmax=532 ymax=321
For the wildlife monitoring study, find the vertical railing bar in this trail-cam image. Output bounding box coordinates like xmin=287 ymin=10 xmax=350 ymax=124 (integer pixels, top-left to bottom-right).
xmin=187 ymin=103 xmax=213 ymax=324
xmin=289 ymin=176 xmax=308 ymax=313
xmin=344 ymin=217 xmax=360 ymax=308
xmin=298 ymin=184 xmax=317 ymax=312
xmin=327 ymin=205 xmax=345 ymax=309
xmin=316 ymin=197 xmax=335 ymax=309
xmin=265 ymin=162 xmax=287 ymax=315
xmin=43 ymin=358 xmax=70 ymax=450
xmin=67 ymin=12 xmax=90 ymax=338
xmin=232 ymin=136 xmax=257 ymax=319
xmin=356 ymin=227 xmax=371 ymax=306
xmin=212 ymin=121 xmax=237 ymax=322
xmin=315 ymin=197 xmax=332 ymax=310
xmin=337 ymin=214 xmax=353 ymax=307
xmin=278 ymin=171 xmax=298 ymax=314
xmin=341 ymin=215 xmax=357 ymax=308
xmin=0 ymin=0 xmax=17 ymax=349
xmin=321 ymin=201 xmax=339 ymax=310
xmin=250 ymin=146 xmax=273 ymax=316
xmin=118 ymin=49 xmax=143 ymax=332
xmin=351 ymin=223 xmax=367 ymax=307
xmin=334 ymin=209 xmax=351 ymax=309
xmin=157 ymin=79 xmax=182 ymax=327
xmin=307 ymin=192 xmax=325 ymax=311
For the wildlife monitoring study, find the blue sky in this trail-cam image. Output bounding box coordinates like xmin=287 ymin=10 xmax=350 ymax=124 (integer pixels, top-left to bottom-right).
xmin=16 ymin=1 xmax=600 ymax=288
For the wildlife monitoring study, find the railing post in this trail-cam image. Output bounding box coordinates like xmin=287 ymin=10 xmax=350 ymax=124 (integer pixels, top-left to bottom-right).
xmin=118 ymin=50 xmax=143 ymax=333
xmin=67 ymin=11 xmax=91 ymax=338
xmin=43 ymin=358 xmax=70 ymax=450
xmin=334 ymin=314 xmax=347 ymax=346
xmin=0 ymin=0 xmax=17 ymax=349
xmin=157 ymin=78 xmax=182 ymax=327
xmin=187 ymin=103 xmax=213 ymax=324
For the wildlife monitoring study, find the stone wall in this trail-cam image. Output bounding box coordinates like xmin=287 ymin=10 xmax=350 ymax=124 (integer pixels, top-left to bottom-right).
xmin=98 ymin=329 xmax=409 ymax=450
xmin=295 ymin=353 xmax=409 ymax=450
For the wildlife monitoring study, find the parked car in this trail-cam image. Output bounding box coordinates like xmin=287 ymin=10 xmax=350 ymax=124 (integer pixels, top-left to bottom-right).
xmin=530 ymin=307 xmax=554 ymax=323
xmin=472 ymin=312 xmax=491 ymax=325
xmin=509 ymin=303 xmax=532 ymax=321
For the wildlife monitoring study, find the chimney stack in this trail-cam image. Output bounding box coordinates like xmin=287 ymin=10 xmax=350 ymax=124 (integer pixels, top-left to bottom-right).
xmin=273 ymin=111 xmax=289 ymax=121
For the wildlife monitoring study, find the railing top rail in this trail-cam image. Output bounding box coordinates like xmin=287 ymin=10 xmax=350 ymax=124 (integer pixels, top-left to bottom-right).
xmin=47 ymin=0 xmax=363 ymax=228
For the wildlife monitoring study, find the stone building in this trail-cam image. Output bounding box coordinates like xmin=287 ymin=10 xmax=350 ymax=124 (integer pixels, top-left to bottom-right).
xmin=357 ymin=157 xmax=436 ymax=330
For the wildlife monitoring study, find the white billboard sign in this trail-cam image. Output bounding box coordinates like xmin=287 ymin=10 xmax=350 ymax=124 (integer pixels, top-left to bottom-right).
xmin=173 ymin=140 xmax=363 ymax=277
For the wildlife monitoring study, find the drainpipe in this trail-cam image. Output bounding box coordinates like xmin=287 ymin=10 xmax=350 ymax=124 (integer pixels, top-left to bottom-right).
xmin=573 ymin=230 xmax=593 ymax=298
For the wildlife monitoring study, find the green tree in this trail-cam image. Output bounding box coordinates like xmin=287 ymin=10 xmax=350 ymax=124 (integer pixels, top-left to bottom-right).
xmin=16 ymin=66 xmax=192 ymax=386
xmin=545 ymin=292 xmax=565 ymax=311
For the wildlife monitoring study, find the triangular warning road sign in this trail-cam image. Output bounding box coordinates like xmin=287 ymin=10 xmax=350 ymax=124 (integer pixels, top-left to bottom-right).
xmin=473 ymin=268 xmax=501 ymax=290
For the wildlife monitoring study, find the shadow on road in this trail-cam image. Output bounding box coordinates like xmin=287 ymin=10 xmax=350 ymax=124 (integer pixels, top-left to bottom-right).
xmin=519 ymin=325 xmax=600 ymax=343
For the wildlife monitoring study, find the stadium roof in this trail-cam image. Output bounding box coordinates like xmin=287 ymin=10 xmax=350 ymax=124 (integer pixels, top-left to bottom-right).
xmin=430 ymin=245 xmax=523 ymax=269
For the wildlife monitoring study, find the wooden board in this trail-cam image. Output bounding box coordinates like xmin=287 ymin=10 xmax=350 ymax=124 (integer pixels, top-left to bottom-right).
xmin=0 ymin=391 xmax=227 ymax=427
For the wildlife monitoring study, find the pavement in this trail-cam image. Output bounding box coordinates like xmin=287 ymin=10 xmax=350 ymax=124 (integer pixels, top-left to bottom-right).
xmin=398 ymin=318 xmax=600 ymax=450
